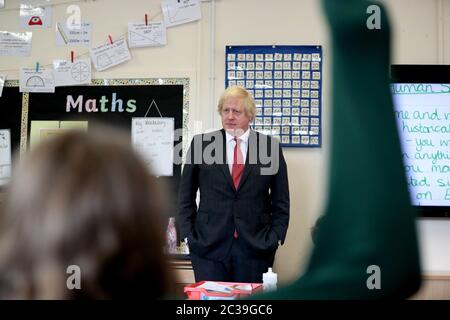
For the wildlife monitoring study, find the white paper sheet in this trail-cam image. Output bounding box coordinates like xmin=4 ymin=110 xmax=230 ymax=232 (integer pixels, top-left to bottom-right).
xmin=90 ymin=39 xmax=131 ymax=71
xmin=161 ymin=0 xmax=201 ymax=28
xmin=20 ymin=4 xmax=52 ymax=29
xmin=131 ymin=117 xmax=174 ymax=177
xmin=128 ymin=21 xmax=166 ymax=48
xmin=20 ymin=0 xmax=52 ymax=5
xmin=0 ymin=129 xmax=11 ymax=186
xmin=197 ymin=282 xmax=234 ymax=293
xmin=20 ymin=67 xmax=55 ymax=93
xmin=53 ymin=59 xmax=91 ymax=86
xmin=0 ymin=74 xmax=5 ymax=97
xmin=0 ymin=0 xmax=5 ymax=9
xmin=56 ymin=22 xmax=92 ymax=46
xmin=0 ymin=31 xmax=32 ymax=57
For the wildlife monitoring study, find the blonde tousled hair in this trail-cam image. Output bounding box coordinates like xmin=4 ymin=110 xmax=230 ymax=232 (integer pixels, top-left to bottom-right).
xmin=217 ymin=86 xmax=256 ymax=119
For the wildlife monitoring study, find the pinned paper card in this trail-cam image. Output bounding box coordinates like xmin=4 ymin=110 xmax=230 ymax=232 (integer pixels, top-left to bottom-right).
xmin=20 ymin=67 xmax=55 ymax=93
xmin=161 ymin=0 xmax=201 ymax=28
xmin=131 ymin=117 xmax=174 ymax=176
xmin=30 ymin=120 xmax=88 ymax=149
xmin=0 ymin=129 xmax=11 ymax=186
xmin=53 ymin=59 xmax=91 ymax=86
xmin=90 ymin=39 xmax=131 ymax=71
xmin=56 ymin=22 xmax=92 ymax=46
xmin=20 ymin=4 xmax=52 ymax=29
xmin=0 ymin=74 xmax=5 ymax=97
xmin=0 ymin=31 xmax=32 ymax=57
xmin=128 ymin=21 xmax=166 ymax=48
xmin=20 ymin=0 xmax=51 ymax=5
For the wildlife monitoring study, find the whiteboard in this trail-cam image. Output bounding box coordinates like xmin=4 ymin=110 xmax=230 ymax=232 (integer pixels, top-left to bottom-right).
xmin=131 ymin=117 xmax=174 ymax=176
xmin=0 ymin=129 xmax=11 ymax=186
xmin=392 ymin=83 xmax=450 ymax=206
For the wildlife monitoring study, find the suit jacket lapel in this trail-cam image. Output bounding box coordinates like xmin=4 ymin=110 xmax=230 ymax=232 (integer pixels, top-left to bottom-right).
xmin=218 ymin=129 xmax=236 ymax=191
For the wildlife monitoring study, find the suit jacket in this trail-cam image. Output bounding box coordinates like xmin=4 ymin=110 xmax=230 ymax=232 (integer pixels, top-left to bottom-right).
xmin=177 ymin=129 xmax=290 ymax=261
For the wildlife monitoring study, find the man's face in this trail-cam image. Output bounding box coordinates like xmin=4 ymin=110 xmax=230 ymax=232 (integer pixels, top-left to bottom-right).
xmin=220 ymin=97 xmax=253 ymax=136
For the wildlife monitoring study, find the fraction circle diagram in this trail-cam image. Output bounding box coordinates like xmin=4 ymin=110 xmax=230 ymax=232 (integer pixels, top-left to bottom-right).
xmin=70 ymin=61 xmax=90 ymax=82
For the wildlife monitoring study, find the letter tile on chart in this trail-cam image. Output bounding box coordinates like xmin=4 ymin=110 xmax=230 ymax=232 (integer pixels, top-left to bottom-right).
xmin=20 ymin=67 xmax=55 ymax=93
xmin=90 ymin=39 xmax=131 ymax=71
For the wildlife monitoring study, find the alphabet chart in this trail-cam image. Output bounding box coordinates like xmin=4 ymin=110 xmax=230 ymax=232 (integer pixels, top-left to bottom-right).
xmin=226 ymin=45 xmax=322 ymax=147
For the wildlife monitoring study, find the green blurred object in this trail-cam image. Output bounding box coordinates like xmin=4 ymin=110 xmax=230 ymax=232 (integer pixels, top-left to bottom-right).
xmin=257 ymin=0 xmax=422 ymax=299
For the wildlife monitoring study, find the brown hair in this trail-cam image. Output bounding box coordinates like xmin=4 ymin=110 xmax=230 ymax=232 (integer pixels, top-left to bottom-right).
xmin=0 ymin=127 xmax=173 ymax=299
xmin=217 ymin=85 xmax=256 ymax=119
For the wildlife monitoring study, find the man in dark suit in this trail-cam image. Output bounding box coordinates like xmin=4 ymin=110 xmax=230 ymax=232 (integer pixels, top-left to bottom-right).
xmin=177 ymin=86 xmax=290 ymax=283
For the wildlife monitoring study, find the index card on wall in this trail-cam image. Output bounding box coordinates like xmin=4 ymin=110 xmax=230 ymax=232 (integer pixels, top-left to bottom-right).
xmin=53 ymin=59 xmax=91 ymax=86
xmin=0 ymin=31 xmax=32 ymax=57
xmin=128 ymin=21 xmax=166 ymax=48
xmin=20 ymin=67 xmax=55 ymax=93
xmin=29 ymin=120 xmax=88 ymax=149
xmin=90 ymin=39 xmax=131 ymax=71
xmin=161 ymin=0 xmax=201 ymax=28
xmin=20 ymin=0 xmax=51 ymax=5
xmin=20 ymin=4 xmax=52 ymax=29
xmin=132 ymin=117 xmax=174 ymax=177
xmin=0 ymin=129 xmax=11 ymax=186
xmin=56 ymin=22 xmax=92 ymax=47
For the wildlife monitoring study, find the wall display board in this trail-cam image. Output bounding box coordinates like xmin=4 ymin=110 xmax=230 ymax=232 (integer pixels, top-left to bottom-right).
xmin=0 ymin=78 xmax=190 ymax=198
xmin=226 ymin=45 xmax=323 ymax=147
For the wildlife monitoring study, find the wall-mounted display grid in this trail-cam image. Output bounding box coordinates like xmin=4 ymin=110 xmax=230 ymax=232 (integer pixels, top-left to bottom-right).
xmin=225 ymin=45 xmax=322 ymax=147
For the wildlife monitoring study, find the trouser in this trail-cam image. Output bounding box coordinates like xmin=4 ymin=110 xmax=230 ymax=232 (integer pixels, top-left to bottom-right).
xmin=190 ymin=237 xmax=275 ymax=283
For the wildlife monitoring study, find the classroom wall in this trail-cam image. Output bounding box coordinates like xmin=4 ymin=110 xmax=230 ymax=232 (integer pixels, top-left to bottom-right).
xmin=0 ymin=0 xmax=449 ymax=285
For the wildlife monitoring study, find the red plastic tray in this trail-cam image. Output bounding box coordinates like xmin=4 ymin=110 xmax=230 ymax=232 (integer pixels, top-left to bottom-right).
xmin=184 ymin=281 xmax=263 ymax=300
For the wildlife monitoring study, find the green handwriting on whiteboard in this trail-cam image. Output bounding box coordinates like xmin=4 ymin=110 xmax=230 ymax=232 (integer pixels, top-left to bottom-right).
xmin=395 ymin=101 xmax=450 ymax=205
xmin=391 ymin=83 xmax=450 ymax=95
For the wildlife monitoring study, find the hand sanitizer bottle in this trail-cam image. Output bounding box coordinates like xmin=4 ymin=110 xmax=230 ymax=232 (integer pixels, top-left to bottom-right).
xmin=262 ymin=268 xmax=277 ymax=292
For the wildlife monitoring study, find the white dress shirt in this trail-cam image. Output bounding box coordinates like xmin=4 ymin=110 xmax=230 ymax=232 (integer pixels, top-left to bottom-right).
xmin=225 ymin=128 xmax=250 ymax=173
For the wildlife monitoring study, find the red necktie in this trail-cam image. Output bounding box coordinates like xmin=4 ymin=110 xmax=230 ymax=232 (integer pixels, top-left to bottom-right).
xmin=232 ymin=137 xmax=244 ymax=189
xmin=232 ymin=137 xmax=244 ymax=238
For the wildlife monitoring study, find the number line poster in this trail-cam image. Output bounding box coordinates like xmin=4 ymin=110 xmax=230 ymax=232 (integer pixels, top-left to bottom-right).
xmin=226 ymin=45 xmax=323 ymax=148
